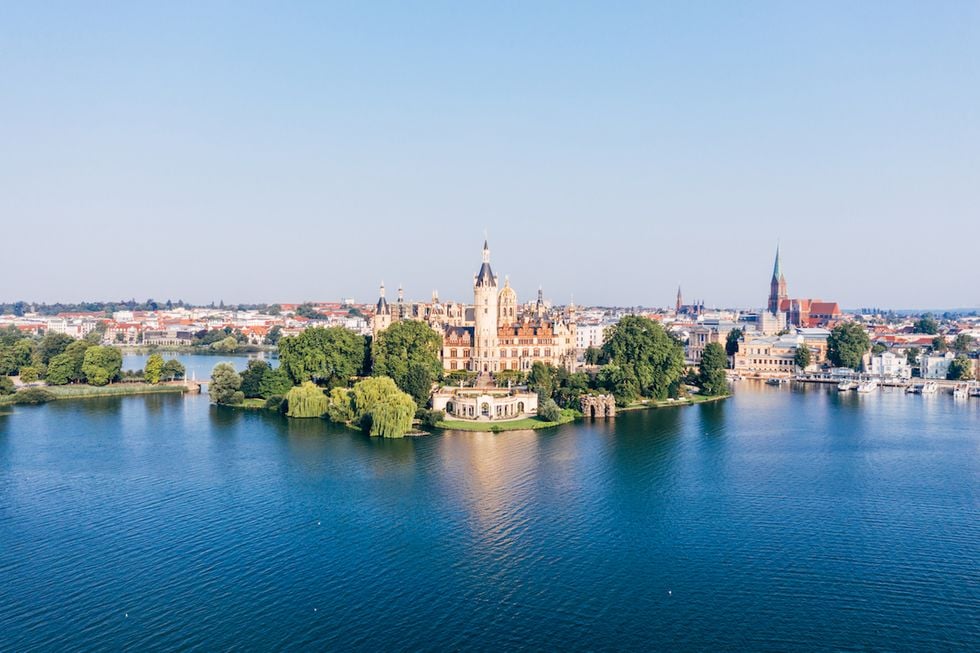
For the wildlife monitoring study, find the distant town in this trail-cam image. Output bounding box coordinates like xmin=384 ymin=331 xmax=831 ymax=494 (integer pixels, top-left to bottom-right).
xmin=2 ymin=243 xmax=977 ymax=383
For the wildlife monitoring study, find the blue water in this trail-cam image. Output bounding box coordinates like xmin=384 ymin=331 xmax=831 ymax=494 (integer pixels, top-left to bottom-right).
xmin=1 ymin=383 xmax=978 ymax=650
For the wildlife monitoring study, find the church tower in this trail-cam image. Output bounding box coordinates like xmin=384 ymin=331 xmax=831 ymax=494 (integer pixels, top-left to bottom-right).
xmin=768 ymin=245 xmax=788 ymax=314
xmin=473 ymin=240 xmax=499 ymax=374
xmin=676 ymin=285 xmax=683 ymax=313
xmin=372 ymin=281 xmax=392 ymax=335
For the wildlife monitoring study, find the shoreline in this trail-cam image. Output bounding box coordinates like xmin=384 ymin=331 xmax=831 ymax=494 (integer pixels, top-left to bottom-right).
xmin=1 ymin=382 xmax=191 ymax=406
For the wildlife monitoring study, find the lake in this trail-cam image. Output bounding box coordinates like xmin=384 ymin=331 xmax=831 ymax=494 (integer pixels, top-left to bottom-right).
xmin=1 ymin=379 xmax=977 ymax=650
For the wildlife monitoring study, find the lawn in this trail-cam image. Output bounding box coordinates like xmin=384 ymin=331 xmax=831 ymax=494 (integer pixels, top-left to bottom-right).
xmin=435 ymin=409 xmax=578 ymax=432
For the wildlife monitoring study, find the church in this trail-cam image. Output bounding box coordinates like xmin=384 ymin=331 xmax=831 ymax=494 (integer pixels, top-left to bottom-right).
xmin=371 ymin=241 xmax=578 ymax=375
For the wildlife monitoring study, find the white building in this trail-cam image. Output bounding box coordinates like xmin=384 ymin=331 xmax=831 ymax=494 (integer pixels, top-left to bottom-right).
xmin=867 ymin=351 xmax=911 ymax=379
xmin=575 ymin=323 xmax=607 ymax=350
xmin=920 ymin=352 xmax=955 ymax=379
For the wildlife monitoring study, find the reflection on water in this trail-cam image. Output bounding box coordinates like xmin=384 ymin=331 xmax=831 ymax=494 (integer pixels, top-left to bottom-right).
xmin=1 ymin=386 xmax=978 ymax=651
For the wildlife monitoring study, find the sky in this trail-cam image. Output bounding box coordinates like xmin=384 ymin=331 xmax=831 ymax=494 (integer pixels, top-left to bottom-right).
xmin=1 ymin=2 xmax=978 ymax=310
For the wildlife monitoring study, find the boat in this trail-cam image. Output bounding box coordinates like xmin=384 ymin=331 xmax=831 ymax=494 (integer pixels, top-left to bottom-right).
xmin=856 ymin=379 xmax=879 ymax=393
xmin=953 ymin=384 xmax=968 ymax=399
xmin=766 ymin=378 xmax=783 ymax=386
xmin=837 ymin=380 xmax=857 ymax=391
xmin=921 ymin=381 xmax=938 ymax=394
xmin=906 ymin=384 xmax=923 ymax=394
xmin=970 ymin=384 xmax=980 ymax=398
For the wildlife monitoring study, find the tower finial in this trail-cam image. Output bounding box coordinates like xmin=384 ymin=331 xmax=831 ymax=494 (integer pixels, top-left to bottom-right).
xmin=379 ymin=280 xmax=385 ymax=297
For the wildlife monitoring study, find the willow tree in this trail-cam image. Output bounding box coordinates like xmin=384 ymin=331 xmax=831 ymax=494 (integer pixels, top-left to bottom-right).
xmin=285 ymin=382 xmax=329 ymax=418
xmin=326 ymin=376 xmax=417 ymax=437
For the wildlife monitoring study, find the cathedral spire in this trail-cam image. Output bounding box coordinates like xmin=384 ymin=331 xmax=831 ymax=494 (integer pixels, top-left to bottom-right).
xmin=772 ymin=243 xmax=783 ymax=281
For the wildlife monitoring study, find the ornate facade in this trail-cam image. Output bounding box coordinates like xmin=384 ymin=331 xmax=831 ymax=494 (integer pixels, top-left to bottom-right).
xmin=372 ymin=241 xmax=577 ymax=374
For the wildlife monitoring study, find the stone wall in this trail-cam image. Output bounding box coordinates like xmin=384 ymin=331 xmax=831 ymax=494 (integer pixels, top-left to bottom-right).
xmin=580 ymin=394 xmax=616 ymax=418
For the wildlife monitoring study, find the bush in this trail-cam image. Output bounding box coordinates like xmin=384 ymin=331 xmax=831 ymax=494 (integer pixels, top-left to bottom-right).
xmin=12 ymin=387 xmax=56 ymax=404
xmin=0 ymin=376 xmax=15 ymax=395
xmin=538 ymin=398 xmax=562 ymax=422
xmin=264 ymin=395 xmax=286 ymax=412
xmin=419 ymin=408 xmax=445 ymax=428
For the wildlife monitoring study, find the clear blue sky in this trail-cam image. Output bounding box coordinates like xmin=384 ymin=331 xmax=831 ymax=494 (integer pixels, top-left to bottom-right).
xmin=2 ymin=2 xmax=977 ymax=310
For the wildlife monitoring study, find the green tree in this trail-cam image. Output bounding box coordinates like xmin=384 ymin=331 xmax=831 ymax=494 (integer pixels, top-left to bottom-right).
xmin=947 ymin=355 xmax=974 ymax=380
xmin=240 ymin=359 xmax=271 ymax=398
xmin=278 ymin=326 xmax=367 ymax=388
xmin=584 ymin=346 xmax=602 ymax=365
xmin=871 ymin=343 xmax=887 ymax=355
xmin=553 ymin=370 xmax=590 ymax=408
xmin=0 ymin=375 xmax=14 ymax=395
xmin=18 ymin=366 xmax=41 ymax=383
xmin=401 ymin=361 xmax=434 ymax=408
xmin=725 ymin=328 xmax=743 ymax=357
xmin=905 ymin=347 xmax=920 ymax=366
xmin=698 ymin=342 xmax=729 ymax=396
xmin=285 ymin=381 xmax=329 ymax=417
xmin=596 ymin=363 xmax=640 ymax=405
xmin=81 ymin=346 xmax=122 ymax=386
xmin=952 ymin=334 xmax=975 ymax=354
xmin=45 ymin=354 xmax=75 ymax=385
xmin=932 ymin=336 xmax=948 ymax=353
xmin=537 ymin=398 xmax=562 ymax=422
xmin=600 ymin=315 xmax=685 ymax=401
xmin=372 ymin=321 xmax=443 ymax=395
xmin=794 ymin=343 xmax=812 ymax=370
xmin=209 ymin=363 xmax=243 ymax=405
xmin=161 ymin=359 xmax=186 ymax=381
xmin=144 ymin=353 xmax=164 ymax=384
xmin=263 ymin=325 xmax=283 ymax=346
xmin=37 ymin=332 xmax=73 ymax=364
xmin=258 ymin=366 xmax=292 ymax=399
xmin=0 ymin=325 xmax=23 ymax=346
xmin=211 ymin=336 xmax=239 ymax=353
xmin=527 ymin=361 xmax=557 ymax=401
xmin=827 ymin=322 xmax=871 ymax=370
xmin=62 ymin=340 xmax=92 ymax=383
xmin=913 ymin=315 xmax=939 ymax=334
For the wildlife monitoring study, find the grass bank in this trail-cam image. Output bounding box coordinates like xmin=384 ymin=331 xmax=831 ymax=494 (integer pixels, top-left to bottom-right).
xmin=0 ymin=382 xmax=189 ymax=405
xmin=619 ymin=393 xmax=730 ymax=412
xmin=435 ymin=409 xmax=578 ymax=432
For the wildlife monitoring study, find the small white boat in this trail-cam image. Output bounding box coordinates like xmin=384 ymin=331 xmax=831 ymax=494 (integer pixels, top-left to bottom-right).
xmin=970 ymin=383 xmax=980 ymax=398
xmin=921 ymin=381 xmax=938 ymax=394
xmin=856 ymin=379 xmax=879 ymax=393
xmin=766 ymin=378 xmax=783 ymax=386
xmin=953 ymin=384 xmax=968 ymax=399
xmin=838 ymin=380 xmax=857 ymax=391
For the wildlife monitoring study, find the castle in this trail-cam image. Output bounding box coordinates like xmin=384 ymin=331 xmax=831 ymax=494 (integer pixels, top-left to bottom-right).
xmin=371 ymin=241 xmax=577 ymax=375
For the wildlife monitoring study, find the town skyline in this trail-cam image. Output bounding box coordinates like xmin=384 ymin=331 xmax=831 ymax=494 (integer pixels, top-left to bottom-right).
xmin=1 ymin=238 xmax=977 ymax=312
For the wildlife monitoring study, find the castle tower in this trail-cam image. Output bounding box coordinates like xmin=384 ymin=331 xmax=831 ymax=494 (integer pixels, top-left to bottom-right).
xmin=535 ymin=286 xmax=545 ymax=319
xmin=473 ymin=240 xmax=499 ymax=374
xmin=768 ymin=244 xmax=788 ymax=314
xmin=498 ymin=276 xmax=517 ymax=327
xmin=372 ymin=281 xmax=392 ymax=335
